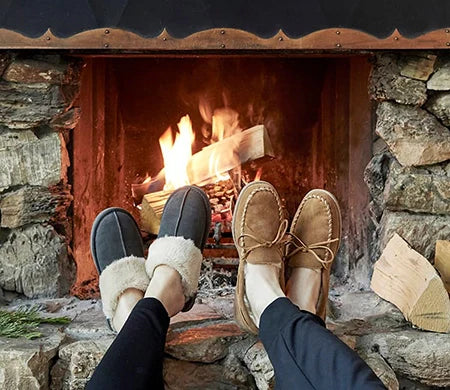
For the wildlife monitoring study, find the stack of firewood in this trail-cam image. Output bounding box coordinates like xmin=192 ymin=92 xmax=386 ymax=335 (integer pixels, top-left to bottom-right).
xmin=203 ymin=180 xmax=236 ymax=231
xmin=139 ymin=125 xmax=274 ymax=235
xmin=371 ymin=234 xmax=450 ymax=333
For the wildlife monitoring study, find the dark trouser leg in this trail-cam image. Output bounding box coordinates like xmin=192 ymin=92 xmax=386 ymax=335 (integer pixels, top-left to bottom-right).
xmin=87 ymin=298 xmax=169 ymax=390
xmin=259 ymin=298 xmax=386 ymax=390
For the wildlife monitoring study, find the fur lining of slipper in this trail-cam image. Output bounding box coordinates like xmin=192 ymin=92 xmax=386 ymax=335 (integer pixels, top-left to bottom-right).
xmin=99 ymin=256 xmax=149 ymax=320
xmin=146 ymin=236 xmax=202 ymax=301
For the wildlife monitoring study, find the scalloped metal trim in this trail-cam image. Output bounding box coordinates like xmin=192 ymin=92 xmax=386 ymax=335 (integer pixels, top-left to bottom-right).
xmin=0 ymin=27 xmax=449 ymax=50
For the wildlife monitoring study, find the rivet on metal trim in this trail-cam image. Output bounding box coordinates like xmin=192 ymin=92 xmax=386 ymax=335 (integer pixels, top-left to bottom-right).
xmin=46 ymin=36 xmax=51 ymax=41
xmin=446 ymin=42 xmax=450 ymax=46
xmin=278 ymin=36 xmax=283 ymax=41
xmin=446 ymin=29 xmax=450 ymax=33
xmin=221 ymin=44 xmax=226 ymax=48
xmin=336 ymin=31 xmax=341 ymax=35
xmin=105 ymin=29 xmax=110 ymax=34
xmin=220 ymin=30 xmax=225 ymax=35
xmin=104 ymin=43 xmax=109 ymax=48
xmin=335 ymin=43 xmax=341 ymax=48
xmin=394 ymin=36 xmax=399 ymax=41
xmin=163 ymin=37 xmax=167 ymax=41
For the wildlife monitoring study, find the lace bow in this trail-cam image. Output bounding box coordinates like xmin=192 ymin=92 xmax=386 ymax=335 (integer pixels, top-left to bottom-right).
xmin=286 ymin=233 xmax=339 ymax=269
xmin=237 ymin=219 xmax=289 ymax=260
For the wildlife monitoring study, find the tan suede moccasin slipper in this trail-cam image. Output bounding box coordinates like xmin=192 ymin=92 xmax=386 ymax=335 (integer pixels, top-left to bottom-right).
xmin=232 ymin=181 xmax=288 ymax=334
xmin=286 ymin=189 xmax=341 ymax=321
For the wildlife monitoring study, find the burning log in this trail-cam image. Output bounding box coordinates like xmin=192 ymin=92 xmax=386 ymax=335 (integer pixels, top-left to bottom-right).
xmin=187 ymin=125 xmax=274 ymax=185
xmin=371 ymin=234 xmax=450 ymax=333
xmin=140 ymin=125 xmax=274 ymax=234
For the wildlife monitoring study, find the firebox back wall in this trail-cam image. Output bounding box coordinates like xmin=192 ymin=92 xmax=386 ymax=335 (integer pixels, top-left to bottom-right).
xmin=72 ymin=55 xmax=372 ymax=296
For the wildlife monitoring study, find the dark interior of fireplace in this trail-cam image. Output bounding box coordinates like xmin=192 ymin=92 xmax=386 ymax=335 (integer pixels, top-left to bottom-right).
xmin=71 ymin=55 xmax=372 ymax=297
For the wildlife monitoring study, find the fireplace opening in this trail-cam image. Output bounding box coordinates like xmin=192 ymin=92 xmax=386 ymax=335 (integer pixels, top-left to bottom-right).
xmin=72 ymin=55 xmax=372 ymax=297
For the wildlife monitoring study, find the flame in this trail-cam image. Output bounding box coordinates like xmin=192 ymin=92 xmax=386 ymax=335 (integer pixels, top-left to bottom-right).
xmin=159 ymin=115 xmax=195 ymax=191
xmin=212 ymin=108 xmax=241 ymax=143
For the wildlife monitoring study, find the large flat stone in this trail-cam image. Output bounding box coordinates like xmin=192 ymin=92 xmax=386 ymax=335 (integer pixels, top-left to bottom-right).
xmin=427 ymin=61 xmax=450 ymax=91
xmin=0 ymin=224 xmax=75 ymax=298
xmin=370 ymin=54 xmax=427 ymax=106
xmin=0 ymin=129 xmax=62 ymax=191
xmin=376 ymin=102 xmax=450 ymax=167
xmin=0 ymin=82 xmax=65 ymax=129
xmin=50 ymin=338 xmax=114 ymax=390
xmin=383 ymin=160 xmax=450 ymax=214
xmin=399 ymin=54 xmax=436 ymax=81
xmin=0 ymin=327 xmax=65 ymax=390
xmin=0 ymin=186 xmax=72 ymax=228
xmin=356 ymin=330 xmax=450 ymax=387
xmin=164 ymin=357 xmax=255 ymax=390
xmin=171 ymin=303 xmax=222 ymax=325
xmin=426 ymin=92 xmax=450 ymax=126
xmin=328 ymin=291 xmax=407 ymax=337
xmin=380 ymin=210 xmax=450 ymax=260
xmin=166 ymin=320 xmax=246 ymax=363
xmin=3 ymin=59 xmax=66 ymax=85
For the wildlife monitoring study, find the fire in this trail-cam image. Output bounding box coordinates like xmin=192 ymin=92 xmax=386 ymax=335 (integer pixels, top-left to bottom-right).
xmin=157 ymin=104 xmax=243 ymax=191
xmin=159 ymin=115 xmax=195 ymax=191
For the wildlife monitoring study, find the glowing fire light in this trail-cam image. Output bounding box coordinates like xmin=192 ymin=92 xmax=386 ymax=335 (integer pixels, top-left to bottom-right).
xmin=159 ymin=115 xmax=195 ymax=191
xmin=149 ymin=101 xmax=246 ymax=194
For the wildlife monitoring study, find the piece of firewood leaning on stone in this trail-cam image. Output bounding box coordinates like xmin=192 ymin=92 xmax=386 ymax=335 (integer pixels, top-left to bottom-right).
xmin=371 ymin=233 xmax=450 ymax=333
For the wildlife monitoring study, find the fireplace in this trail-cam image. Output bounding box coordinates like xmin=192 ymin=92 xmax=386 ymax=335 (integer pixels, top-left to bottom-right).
xmin=0 ymin=3 xmax=450 ymax=388
xmin=69 ymin=55 xmax=373 ymax=296
xmin=1 ymin=51 xmax=449 ymax=301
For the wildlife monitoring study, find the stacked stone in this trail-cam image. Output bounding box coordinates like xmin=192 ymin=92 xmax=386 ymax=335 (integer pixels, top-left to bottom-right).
xmin=0 ymin=54 xmax=81 ymax=298
xmin=366 ymin=53 xmax=450 ymax=261
xmin=2 ymin=291 xmax=450 ymax=389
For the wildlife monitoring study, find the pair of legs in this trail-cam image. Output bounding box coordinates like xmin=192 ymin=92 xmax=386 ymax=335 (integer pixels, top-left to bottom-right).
xmin=88 ymin=184 xmax=385 ymax=390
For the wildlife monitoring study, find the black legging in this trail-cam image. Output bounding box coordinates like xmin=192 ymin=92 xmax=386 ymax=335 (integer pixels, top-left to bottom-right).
xmin=87 ymin=297 xmax=386 ymax=390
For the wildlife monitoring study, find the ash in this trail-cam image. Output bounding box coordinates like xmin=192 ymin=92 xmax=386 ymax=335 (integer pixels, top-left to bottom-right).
xmin=198 ymin=258 xmax=236 ymax=299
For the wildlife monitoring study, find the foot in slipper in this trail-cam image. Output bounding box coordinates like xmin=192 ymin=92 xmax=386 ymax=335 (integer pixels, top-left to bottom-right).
xmin=91 ymin=207 xmax=149 ymax=332
xmin=285 ymin=189 xmax=341 ymax=320
xmin=145 ymin=185 xmax=211 ymax=316
xmin=233 ymin=181 xmax=288 ymax=334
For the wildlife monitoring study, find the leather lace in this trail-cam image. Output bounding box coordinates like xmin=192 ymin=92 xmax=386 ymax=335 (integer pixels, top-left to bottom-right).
xmin=236 ymin=219 xmax=289 ymax=260
xmin=286 ymin=232 xmax=339 ymax=269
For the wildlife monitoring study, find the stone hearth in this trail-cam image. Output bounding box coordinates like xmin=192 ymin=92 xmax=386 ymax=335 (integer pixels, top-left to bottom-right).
xmin=1 ymin=284 xmax=449 ymax=390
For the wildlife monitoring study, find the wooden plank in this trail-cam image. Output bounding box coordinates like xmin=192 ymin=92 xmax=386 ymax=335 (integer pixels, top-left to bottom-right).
xmin=435 ymin=240 xmax=450 ymax=294
xmin=371 ymin=233 xmax=450 ymax=333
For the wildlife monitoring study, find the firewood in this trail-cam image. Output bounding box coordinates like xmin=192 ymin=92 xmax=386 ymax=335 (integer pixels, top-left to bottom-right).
xmin=140 ymin=190 xmax=171 ymax=234
xmin=435 ymin=240 xmax=450 ymax=294
xmin=371 ymin=233 xmax=450 ymax=333
xmin=187 ymin=125 xmax=274 ymax=186
xmin=139 ymin=126 xmax=272 ymax=234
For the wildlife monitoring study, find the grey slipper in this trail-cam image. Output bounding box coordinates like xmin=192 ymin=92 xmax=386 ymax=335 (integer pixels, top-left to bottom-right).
xmin=146 ymin=186 xmax=211 ymax=312
xmin=90 ymin=208 xmax=149 ymax=325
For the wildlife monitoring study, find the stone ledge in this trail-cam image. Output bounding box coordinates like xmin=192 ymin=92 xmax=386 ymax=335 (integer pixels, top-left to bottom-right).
xmin=0 ymin=292 xmax=448 ymax=390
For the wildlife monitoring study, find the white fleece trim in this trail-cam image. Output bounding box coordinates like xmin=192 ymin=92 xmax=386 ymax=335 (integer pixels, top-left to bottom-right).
xmin=146 ymin=236 xmax=202 ymax=300
xmin=99 ymin=256 xmax=149 ymax=320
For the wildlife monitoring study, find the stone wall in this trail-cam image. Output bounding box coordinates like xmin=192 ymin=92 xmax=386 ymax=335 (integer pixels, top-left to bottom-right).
xmin=0 ymin=54 xmax=81 ymax=298
xmin=366 ymin=52 xmax=450 ymax=265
